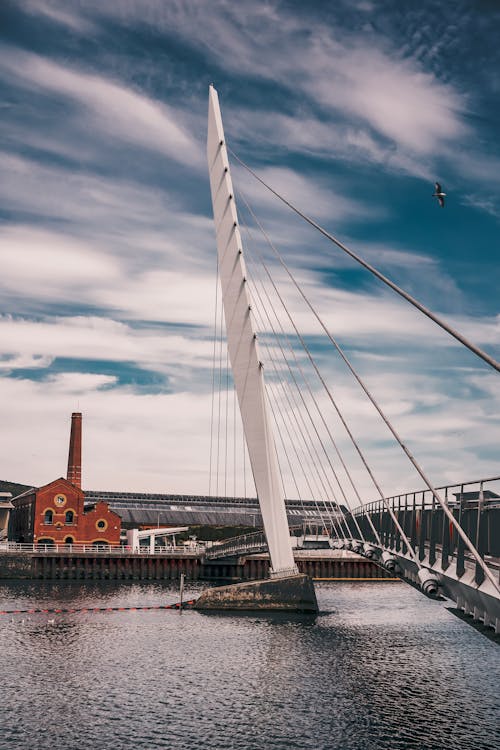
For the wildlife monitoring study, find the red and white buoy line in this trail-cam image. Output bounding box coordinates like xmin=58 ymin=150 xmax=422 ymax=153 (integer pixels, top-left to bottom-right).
xmin=0 ymin=599 xmax=198 ymax=616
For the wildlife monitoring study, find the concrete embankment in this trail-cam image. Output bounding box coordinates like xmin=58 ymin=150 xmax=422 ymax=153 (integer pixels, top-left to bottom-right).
xmin=195 ymin=574 xmax=319 ymax=612
xmin=0 ymin=549 xmax=395 ymax=582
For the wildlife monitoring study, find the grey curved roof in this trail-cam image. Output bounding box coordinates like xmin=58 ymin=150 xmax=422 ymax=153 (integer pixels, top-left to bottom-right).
xmin=84 ymin=490 xmax=337 ymax=527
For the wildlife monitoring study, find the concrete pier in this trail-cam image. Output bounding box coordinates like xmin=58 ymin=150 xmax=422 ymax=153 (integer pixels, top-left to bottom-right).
xmin=195 ymin=574 xmax=319 ymax=612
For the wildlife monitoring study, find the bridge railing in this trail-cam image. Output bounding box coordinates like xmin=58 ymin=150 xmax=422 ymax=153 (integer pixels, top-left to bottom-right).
xmin=203 ymin=525 xmax=318 ymax=560
xmin=0 ymin=542 xmax=203 ymax=556
xmin=204 ymin=530 xmax=268 ymax=560
xmin=350 ymin=477 xmax=500 ymax=584
xmin=357 ymin=477 xmax=500 ymax=514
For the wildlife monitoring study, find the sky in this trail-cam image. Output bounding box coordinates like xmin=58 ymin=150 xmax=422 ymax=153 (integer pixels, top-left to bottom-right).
xmin=0 ymin=0 xmax=499 ymax=501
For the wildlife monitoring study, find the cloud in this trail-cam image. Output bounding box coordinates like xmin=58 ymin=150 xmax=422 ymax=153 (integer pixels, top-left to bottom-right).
xmin=0 ymin=155 xmax=216 ymax=279
xmin=22 ymin=0 xmax=96 ymax=32
xmin=246 ymin=258 xmax=499 ymax=351
xmin=234 ymin=164 xmax=380 ymax=224
xmin=256 ymin=342 xmax=500 ymax=505
xmin=311 ymin=46 xmax=465 ymax=154
xmin=52 ymin=372 xmax=118 ymax=393
xmin=447 ymin=313 xmax=500 ymax=348
xmin=227 ymin=109 xmax=431 ymax=178
xmin=0 ymin=353 xmax=53 ymax=371
xmin=0 ymin=153 xmax=172 ymax=231
xmin=0 ymin=315 xmax=214 ymax=378
xmin=1 ymin=217 xmax=495 ymax=381
xmin=0 ymin=220 xmax=218 ymax=327
xmin=0 ymin=47 xmax=203 ymax=167
xmin=0 ymin=373 xmax=215 ymax=493
xmin=461 ymin=193 xmax=500 ymax=219
xmin=9 ymin=0 xmax=495 ymax=195
xmin=0 ymin=225 xmax=120 ymax=298
xmin=1 ymin=334 xmax=497 ymax=499
xmin=84 ymin=1 xmax=466 ymax=160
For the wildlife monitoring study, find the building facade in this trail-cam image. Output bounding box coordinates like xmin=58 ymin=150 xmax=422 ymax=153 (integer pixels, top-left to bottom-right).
xmin=8 ymin=412 xmax=121 ymax=545
xmin=9 ymin=477 xmax=121 ymax=545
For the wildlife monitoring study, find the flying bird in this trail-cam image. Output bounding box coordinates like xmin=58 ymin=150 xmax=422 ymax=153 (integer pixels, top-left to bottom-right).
xmin=433 ymin=182 xmax=446 ymax=208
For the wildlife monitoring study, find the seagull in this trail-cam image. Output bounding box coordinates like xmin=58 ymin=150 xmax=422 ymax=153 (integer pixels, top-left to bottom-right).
xmin=433 ymin=182 xmax=446 ymax=208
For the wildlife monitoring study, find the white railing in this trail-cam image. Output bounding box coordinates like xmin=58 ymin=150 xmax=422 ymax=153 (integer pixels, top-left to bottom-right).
xmin=204 ymin=530 xmax=268 ymax=560
xmin=0 ymin=542 xmax=204 ymax=556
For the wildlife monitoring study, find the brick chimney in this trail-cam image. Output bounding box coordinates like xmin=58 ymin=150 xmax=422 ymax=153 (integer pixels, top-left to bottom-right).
xmin=67 ymin=412 xmax=82 ymax=488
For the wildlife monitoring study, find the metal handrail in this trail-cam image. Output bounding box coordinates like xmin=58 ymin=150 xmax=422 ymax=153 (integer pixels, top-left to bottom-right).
xmin=204 ymin=530 xmax=268 ymax=560
xmin=352 ymin=477 xmax=500 ymax=516
xmin=0 ymin=542 xmax=203 ymax=556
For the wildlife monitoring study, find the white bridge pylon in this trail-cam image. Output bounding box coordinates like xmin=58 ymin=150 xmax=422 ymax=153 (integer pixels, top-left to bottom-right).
xmin=207 ymin=85 xmax=298 ymax=578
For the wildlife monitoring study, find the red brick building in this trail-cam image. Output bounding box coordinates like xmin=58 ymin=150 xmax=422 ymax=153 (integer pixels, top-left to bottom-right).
xmin=9 ymin=477 xmax=121 ymax=545
xmin=9 ymin=413 xmax=121 ymax=546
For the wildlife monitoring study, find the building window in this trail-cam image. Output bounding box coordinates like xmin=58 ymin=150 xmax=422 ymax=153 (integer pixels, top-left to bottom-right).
xmin=44 ymin=509 xmax=53 ymax=525
xmin=65 ymin=536 xmax=74 ymax=544
xmin=65 ymin=510 xmax=75 ymax=525
xmin=96 ymin=519 xmax=108 ymax=531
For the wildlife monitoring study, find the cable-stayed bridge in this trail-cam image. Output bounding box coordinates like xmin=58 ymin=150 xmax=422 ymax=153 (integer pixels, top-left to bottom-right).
xmin=202 ymin=86 xmax=500 ymax=626
xmin=205 ymin=476 xmax=500 ymax=630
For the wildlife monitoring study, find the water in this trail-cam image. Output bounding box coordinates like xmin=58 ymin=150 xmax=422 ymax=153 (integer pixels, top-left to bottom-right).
xmin=0 ymin=580 xmax=498 ymax=750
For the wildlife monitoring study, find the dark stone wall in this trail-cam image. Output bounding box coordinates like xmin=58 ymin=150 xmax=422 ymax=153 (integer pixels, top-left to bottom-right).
xmin=0 ymin=553 xmax=33 ymax=579
xmin=0 ymin=552 xmax=394 ymax=581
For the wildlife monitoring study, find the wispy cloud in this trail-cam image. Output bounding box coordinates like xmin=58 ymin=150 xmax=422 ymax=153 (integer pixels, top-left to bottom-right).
xmin=304 ymin=42 xmax=466 ymax=154
xmin=21 ymin=0 xmax=96 ymax=33
xmin=0 ymin=47 xmax=203 ymax=167
xmin=85 ymin=1 xmax=466 ymax=162
xmin=0 ymin=222 xmax=217 ymax=327
xmin=1 ymin=225 xmax=120 ymax=297
xmin=235 ymin=165 xmax=381 ymax=223
xmin=0 ymin=315 xmax=213 ymax=378
xmin=461 ymin=193 xmax=500 ymax=219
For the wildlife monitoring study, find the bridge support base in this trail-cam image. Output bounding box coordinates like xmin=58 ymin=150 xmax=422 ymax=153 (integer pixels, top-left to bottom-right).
xmin=194 ymin=573 xmax=318 ymax=613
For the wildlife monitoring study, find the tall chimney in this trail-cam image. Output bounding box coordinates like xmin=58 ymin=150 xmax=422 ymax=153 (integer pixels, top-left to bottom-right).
xmin=67 ymin=412 xmax=82 ymax=488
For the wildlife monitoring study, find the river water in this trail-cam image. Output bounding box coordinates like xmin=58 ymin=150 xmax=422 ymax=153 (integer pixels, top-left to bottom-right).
xmin=0 ymin=580 xmax=498 ymax=750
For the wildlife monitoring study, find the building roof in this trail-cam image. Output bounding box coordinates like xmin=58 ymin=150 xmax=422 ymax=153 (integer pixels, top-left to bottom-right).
xmin=12 ymin=477 xmax=84 ymax=503
xmin=83 ymin=491 xmax=340 ymax=527
xmin=10 ymin=486 xmax=36 ymax=502
xmin=453 ymin=490 xmax=499 ymax=500
xmin=0 ymin=491 xmax=14 ymax=509
xmin=84 ymin=489 xmax=341 ymax=511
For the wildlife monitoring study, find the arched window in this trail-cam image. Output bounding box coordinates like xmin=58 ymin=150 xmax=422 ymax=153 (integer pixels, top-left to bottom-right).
xmin=65 ymin=510 xmax=74 ymax=525
xmin=44 ymin=509 xmax=53 ymax=525
xmin=64 ymin=536 xmax=74 ymax=544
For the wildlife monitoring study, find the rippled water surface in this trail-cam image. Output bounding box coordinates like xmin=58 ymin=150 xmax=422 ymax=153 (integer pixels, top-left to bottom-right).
xmin=0 ymin=580 xmax=498 ymax=750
